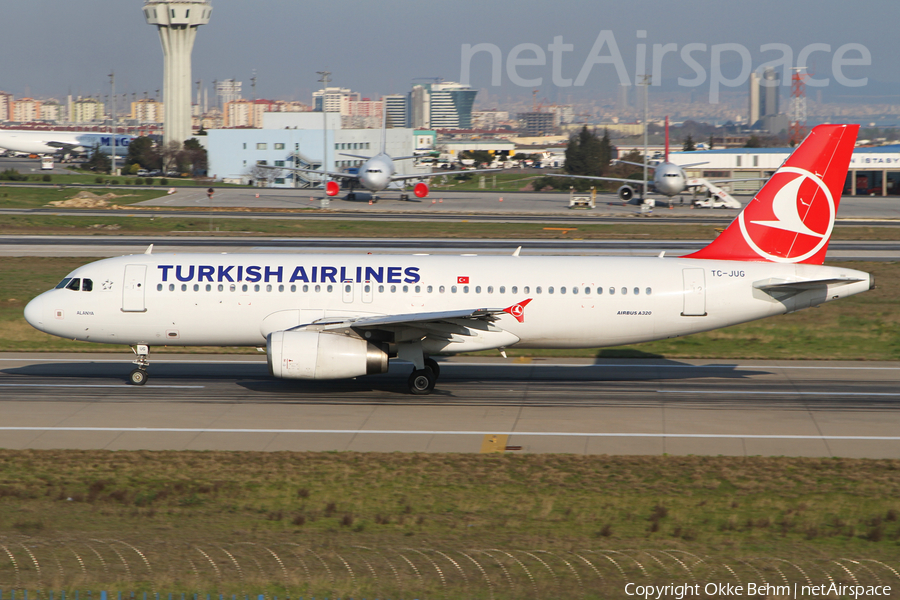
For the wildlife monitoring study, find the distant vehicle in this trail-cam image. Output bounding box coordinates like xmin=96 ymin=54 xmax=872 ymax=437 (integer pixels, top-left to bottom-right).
xmin=40 ymin=157 xmax=54 ymax=170
xmin=137 ymin=170 xmax=151 ymax=177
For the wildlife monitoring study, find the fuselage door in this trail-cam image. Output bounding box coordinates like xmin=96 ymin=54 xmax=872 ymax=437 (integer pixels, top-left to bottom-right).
xmin=342 ymin=280 xmax=353 ymax=304
xmin=362 ymin=280 xmax=373 ymax=303
xmin=681 ymin=268 xmax=707 ymax=316
xmin=122 ymin=264 xmax=147 ymax=312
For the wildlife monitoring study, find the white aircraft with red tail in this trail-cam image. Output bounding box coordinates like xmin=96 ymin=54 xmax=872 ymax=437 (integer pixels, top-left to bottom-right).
xmin=24 ymin=124 xmax=870 ymax=394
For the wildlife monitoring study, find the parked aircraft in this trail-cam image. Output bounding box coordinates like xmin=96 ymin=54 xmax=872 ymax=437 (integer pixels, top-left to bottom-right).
xmin=0 ymin=130 xmax=134 ymax=157
xmin=550 ymin=117 xmax=751 ymax=208
xmin=24 ymin=125 xmax=869 ymax=394
xmin=261 ymin=113 xmax=498 ymax=201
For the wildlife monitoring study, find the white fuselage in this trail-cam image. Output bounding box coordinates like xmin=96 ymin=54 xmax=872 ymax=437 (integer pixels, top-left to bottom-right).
xmin=0 ymin=130 xmax=134 ymax=156
xmin=357 ymin=154 xmax=396 ymax=193
xmin=24 ymin=253 xmax=871 ymax=352
xmin=652 ymin=162 xmax=688 ymax=196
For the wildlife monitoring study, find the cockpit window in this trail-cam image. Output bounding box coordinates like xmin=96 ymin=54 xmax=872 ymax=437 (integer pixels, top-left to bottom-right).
xmin=82 ymin=278 xmax=93 ymax=292
xmin=55 ymin=278 xmax=72 ymax=289
xmin=65 ymin=278 xmax=81 ymax=291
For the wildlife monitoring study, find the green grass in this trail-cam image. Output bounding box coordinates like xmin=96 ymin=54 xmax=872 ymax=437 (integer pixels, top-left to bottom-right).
xmin=0 ymin=186 xmax=169 ymax=209
xmin=0 ymin=451 xmax=897 ymax=596
xmin=1 ymin=258 xmax=897 ymax=359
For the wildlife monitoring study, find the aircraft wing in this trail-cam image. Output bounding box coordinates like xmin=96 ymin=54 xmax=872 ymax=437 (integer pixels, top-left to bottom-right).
xmin=339 ymin=153 xmax=371 ymax=160
xmin=256 ymin=164 xmax=360 ymax=181
xmin=753 ymin=277 xmax=865 ymax=294
xmin=390 ymin=168 xmax=502 ymax=182
xmin=44 ymin=141 xmax=82 ymax=152
xmin=543 ymin=173 xmax=645 ymax=186
xmin=614 ymin=159 xmax=655 ymax=169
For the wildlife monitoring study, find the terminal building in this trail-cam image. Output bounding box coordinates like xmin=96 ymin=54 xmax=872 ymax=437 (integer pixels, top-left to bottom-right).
xmin=669 ymin=146 xmax=900 ymax=196
xmin=206 ymin=112 xmax=424 ymax=187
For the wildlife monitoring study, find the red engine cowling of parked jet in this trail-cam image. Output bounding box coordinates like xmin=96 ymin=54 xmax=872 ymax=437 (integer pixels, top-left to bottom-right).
xmin=267 ymin=330 xmax=389 ymax=380
xmin=414 ymin=182 xmax=429 ymax=198
xmin=325 ymin=181 xmax=340 ymax=196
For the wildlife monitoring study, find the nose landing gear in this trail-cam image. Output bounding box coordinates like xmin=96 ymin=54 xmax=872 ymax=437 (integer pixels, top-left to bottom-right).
xmin=129 ymin=344 xmax=150 ymax=385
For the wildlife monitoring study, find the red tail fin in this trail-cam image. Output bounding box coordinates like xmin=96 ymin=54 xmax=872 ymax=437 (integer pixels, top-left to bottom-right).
xmin=685 ymin=124 xmax=858 ymax=265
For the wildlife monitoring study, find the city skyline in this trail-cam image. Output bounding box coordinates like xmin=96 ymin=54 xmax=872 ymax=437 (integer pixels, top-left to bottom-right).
xmin=2 ymin=0 xmax=897 ymax=108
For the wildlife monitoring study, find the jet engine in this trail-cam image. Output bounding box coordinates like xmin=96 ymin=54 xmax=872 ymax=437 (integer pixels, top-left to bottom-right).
xmin=617 ymin=185 xmax=634 ymax=201
xmin=325 ymin=181 xmax=340 ymax=196
xmin=414 ymin=182 xmax=429 ymax=198
xmin=267 ymin=330 xmax=389 ymax=380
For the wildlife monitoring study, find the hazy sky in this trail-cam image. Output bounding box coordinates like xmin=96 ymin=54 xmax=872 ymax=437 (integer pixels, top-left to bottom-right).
xmin=3 ymin=0 xmax=897 ymax=106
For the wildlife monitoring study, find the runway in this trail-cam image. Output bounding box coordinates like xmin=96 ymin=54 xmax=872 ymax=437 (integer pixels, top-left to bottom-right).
xmin=1 ymin=353 xmax=898 ymax=458
xmin=2 ymin=235 xmax=899 ymax=260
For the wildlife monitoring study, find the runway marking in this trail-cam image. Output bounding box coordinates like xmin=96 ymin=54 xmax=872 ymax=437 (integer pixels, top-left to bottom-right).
xmin=658 ymin=389 xmax=900 ymax=397
xmin=0 ymin=427 xmax=897 ymax=441
xmin=0 ymin=384 xmax=204 ymax=389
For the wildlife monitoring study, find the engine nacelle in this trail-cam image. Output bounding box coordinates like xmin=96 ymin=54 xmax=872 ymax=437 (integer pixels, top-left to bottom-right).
xmin=617 ymin=185 xmax=634 ymax=201
xmin=267 ymin=330 xmax=388 ymax=380
xmin=325 ymin=181 xmax=340 ymax=196
xmin=413 ymin=182 xmax=429 ymax=198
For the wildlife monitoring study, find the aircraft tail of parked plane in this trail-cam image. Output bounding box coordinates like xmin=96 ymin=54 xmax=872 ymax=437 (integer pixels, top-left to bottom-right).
xmin=24 ymin=124 xmax=870 ymax=394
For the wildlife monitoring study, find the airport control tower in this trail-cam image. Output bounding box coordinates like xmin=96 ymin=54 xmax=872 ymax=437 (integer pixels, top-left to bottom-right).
xmin=143 ymin=0 xmax=211 ymax=146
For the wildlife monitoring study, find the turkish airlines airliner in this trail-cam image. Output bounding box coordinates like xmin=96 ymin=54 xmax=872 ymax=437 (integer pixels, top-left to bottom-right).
xmin=24 ymin=124 xmax=871 ymax=394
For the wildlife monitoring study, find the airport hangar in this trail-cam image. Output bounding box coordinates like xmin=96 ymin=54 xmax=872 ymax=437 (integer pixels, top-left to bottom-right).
xmin=670 ymin=145 xmax=900 ymax=197
xmin=205 ymin=112 xmax=433 ymax=187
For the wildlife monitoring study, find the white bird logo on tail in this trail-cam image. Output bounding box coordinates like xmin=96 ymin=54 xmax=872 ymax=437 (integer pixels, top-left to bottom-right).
xmin=750 ymin=174 xmax=824 ymax=238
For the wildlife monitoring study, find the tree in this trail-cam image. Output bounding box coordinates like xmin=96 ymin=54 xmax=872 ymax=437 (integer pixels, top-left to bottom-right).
xmin=85 ymin=144 xmax=112 ymax=173
xmin=459 ymin=150 xmax=493 ymax=167
xmin=708 ymin=134 xmax=715 ymax=150
xmin=744 ymin=135 xmax=762 ymax=148
xmin=565 ymin=126 xmax=608 ymax=177
xmin=124 ymin=136 xmax=161 ymax=171
xmin=682 ymin=134 xmax=696 ymax=152
xmin=161 ymin=141 xmax=182 ymax=174
xmin=180 ymin=138 xmax=208 ymax=176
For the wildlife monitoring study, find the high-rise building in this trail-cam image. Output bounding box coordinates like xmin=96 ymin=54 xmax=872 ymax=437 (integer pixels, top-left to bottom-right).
xmin=143 ymin=0 xmax=212 ymax=145
xmin=409 ymin=81 xmax=477 ymax=130
xmin=132 ymin=98 xmax=164 ymax=123
xmin=749 ymin=71 xmax=760 ymax=126
xmin=312 ymin=87 xmax=360 ymax=113
xmin=0 ymin=92 xmax=12 ymax=122
xmin=216 ymin=80 xmax=242 ymax=107
xmin=70 ymin=98 xmax=105 ymax=123
xmin=383 ymin=94 xmax=409 ymax=128
xmin=761 ymin=67 xmax=780 ymax=117
xmin=12 ymin=98 xmax=42 ymax=123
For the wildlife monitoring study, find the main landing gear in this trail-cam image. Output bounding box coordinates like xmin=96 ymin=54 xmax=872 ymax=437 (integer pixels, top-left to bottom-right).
xmin=407 ymin=357 xmax=441 ymax=395
xmin=129 ymin=344 xmax=150 ymax=385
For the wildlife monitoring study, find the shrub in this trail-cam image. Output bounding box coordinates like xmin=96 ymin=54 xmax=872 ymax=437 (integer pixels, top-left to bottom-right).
xmin=95 ymin=177 xmax=104 ymax=184
xmin=0 ymin=169 xmax=27 ymax=181
xmin=134 ymin=178 xmax=144 ymax=185
xmin=160 ymin=178 xmax=168 ymax=185
xmin=145 ymin=178 xmax=154 ymax=186
xmin=110 ymin=179 xmax=119 ymax=185
xmin=42 ymin=174 xmax=52 ymax=182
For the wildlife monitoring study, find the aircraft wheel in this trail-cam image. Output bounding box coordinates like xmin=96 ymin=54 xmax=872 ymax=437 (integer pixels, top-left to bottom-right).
xmin=408 ymin=368 xmax=436 ymax=395
xmin=129 ymin=368 xmax=148 ymax=386
xmin=424 ymin=357 xmax=440 ymax=379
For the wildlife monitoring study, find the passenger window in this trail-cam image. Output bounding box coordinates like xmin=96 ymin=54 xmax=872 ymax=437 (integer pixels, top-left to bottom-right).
xmin=345 ymin=284 xmax=352 ymax=293
xmin=561 ymin=287 xmax=566 ymax=294
xmin=549 ymin=287 xmax=555 ymax=294
xmin=378 ymin=285 xmax=384 ymax=293
xmin=169 ymin=284 xmax=175 ymax=291
xmin=279 ymin=285 xmax=284 ymax=292
xmin=487 ymin=286 xmax=493 ymax=294
xmin=291 ymin=285 xmax=296 ymax=292
xmin=402 ymin=285 xmax=408 ymax=293
xmin=438 ymin=286 xmax=445 ymax=293
xmin=609 ymin=287 xmax=615 ymax=295
xmin=475 ymin=286 xmax=482 ymax=293
xmin=646 ymin=287 xmax=652 ymax=295
xmin=511 ymin=286 xmax=517 ymax=294
xmin=157 ymin=283 xmax=162 ymax=291
xmin=66 ymin=278 xmax=81 ymax=291
xmin=572 ymin=287 xmax=578 ymax=295
xmin=524 ymin=286 xmax=530 ymax=294
xmin=597 ymin=287 xmax=603 ymax=295
xmin=463 ymin=285 xmax=469 ymax=293
xmin=451 ymin=286 xmax=457 ymax=293
xmin=303 ymin=285 xmax=309 ymax=293
xmin=634 ymin=287 xmax=640 ymax=295
xmin=194 ymin=284 xmax=200 ymax=292
xmin=218 ymin=284 xmax=224 ymax=292
xmin=254 ymin=284 xmax=260 ymax=292
xmin=415 ymin=285 xmax=421 ymax=293
xmin=231 ymin=284 xmax=236 ymax=292
xmin=622 ymin=287 xmax=627 ymax=295
xmin=266 ymin=284 xmax=272 ymax=292
xmin=315 ymin=285 xmax=321 ymax=292
xmin=82 ymin=279 xmax=93 ymax=292
xmin=427 ymin=285 xmax=433 ymax=293
xmin=242 ymin=284 xmax=248 ymax=292
xmin=182 ymin=284 xmax=188 ymax=291
xmin=365 ymin=284 xmax=371 ymax=293
xmin=205 ymin=284 xmax=212 ymax=292
xmin=585 ymin=287 xmax=590 ymax=295
xmin=499 ymin=286 xmax=505 ymax=294
xmin=390 ymin=285 xmax=397 ymax=293
xmin=536 ymin=286 xmax=542 ymax=294
xmin=56 ymin=278 xmax=72 ymax=289
xmin=326 ymin=285 xmax=333 ymax=293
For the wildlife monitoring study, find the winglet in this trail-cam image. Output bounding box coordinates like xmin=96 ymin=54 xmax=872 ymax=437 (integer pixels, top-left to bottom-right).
xmin=144 ymin=244 xmax=153 ymax=255
xmin=503 ymin=298 xmax=532 ymax=323
xmin=512 ymin=246 xmax=522 ymax=257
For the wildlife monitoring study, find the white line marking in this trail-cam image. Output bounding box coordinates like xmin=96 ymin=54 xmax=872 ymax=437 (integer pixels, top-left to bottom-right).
xmin=0 ymin=427 xmax=896 ymax=441
xmin=0 ymin=384 xmax=204 ymax=389
xmin=657 ymin=390 xmax=900 ymax=397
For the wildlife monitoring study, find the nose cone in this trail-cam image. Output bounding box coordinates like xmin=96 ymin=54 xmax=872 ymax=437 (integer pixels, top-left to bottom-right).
xmin=24 ymin=295 xmax=45 ymax=330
